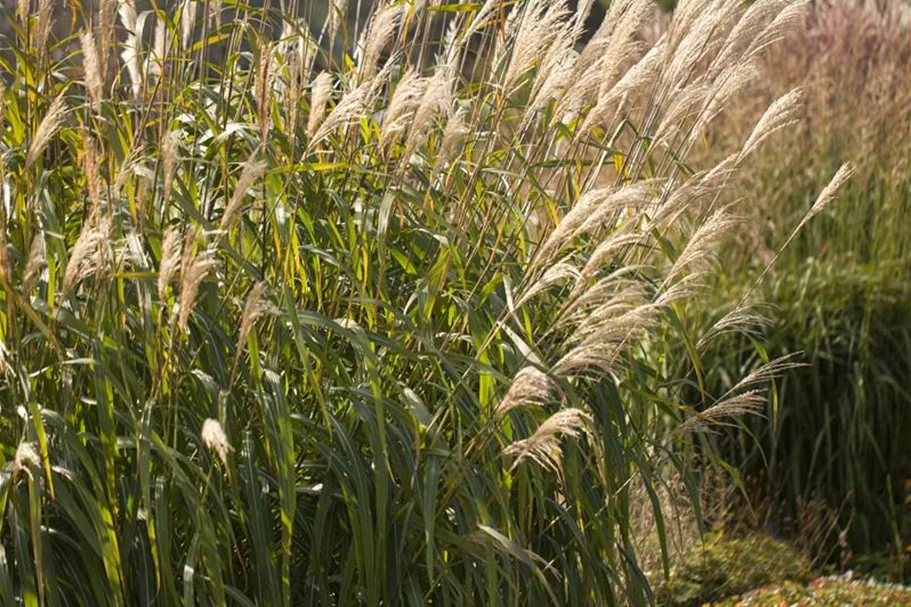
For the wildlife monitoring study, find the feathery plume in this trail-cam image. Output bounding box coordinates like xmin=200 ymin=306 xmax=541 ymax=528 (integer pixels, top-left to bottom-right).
xmin=201 ymin=418 xmax=231 ymax=466
xmin=26 ymin=94 xmax=67 ymax=169
xmin=311 ymin=72 xmax=387 ymax=147
xmin=178 ymin=249 xmax=218 ymax=331
xmin=161 ymin=130 xmax=178 ymax=205
xmin=677 ymin=390 xmax=767 ymax=434
xmin=433 ymin=108 xmax=468 ymax=176
xmin=34 ymin=0 xmax=52 ymax=51
xmin=698 ymin=304 xmax=772 ymax=348
xmin=516 ymin=261 xmax=579 ymax=308
xmin=709 ymin=0 xmax=790 ymax=80
xmin=236 ymin=281 xmax=269 ymax=362
xmin=504 ymin=408 xmax=592 ymax=472
xmin=502 ymin=0 xmax=570 ymax=93
xmin=358 ymin=4 xmax=402 ymax=82
xmin=495 ymin=367 xmax=556 ymax=418
xmin=801 ymin=162 xmax=855 ymax=227
xmin=746 ymin=0 xmax=810 ymax=61
xmin=158 ymin=227 xmax=183 ymax=300
xmin=64 ymin=216 xmax=111 ymax=291
xmin=663 ymin=210 xmax=738 ymax=286
xmin=22 ymin=236 xmax=46 ymax=295
xmin=13 ymin=442 xmax=40 ymax=480
xmin=552 ymin=303 xmax=659 ymax=376
xmin=402 ymin=66 xmax=453 ymax=162
xmin=740 ymin=87 xmax=804 ymax=159
xmin=380 ymin=70 xmax=427 ymax=148
xmin=306 ymin=72 xmax=334 ymax=138
xmin=98 ymin=0 xmax=117 ymax=66
xmin=83 ymin=139 xmax=102 ymax=216
xmin=221 ymin=160 xmax=266 ymax=233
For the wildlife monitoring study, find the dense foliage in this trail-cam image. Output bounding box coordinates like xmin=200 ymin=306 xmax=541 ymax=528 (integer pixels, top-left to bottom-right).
xmin=0 ymin=0 xmax=852 ymax=604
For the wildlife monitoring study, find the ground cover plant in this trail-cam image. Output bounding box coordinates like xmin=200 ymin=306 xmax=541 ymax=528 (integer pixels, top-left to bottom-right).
xmin=708 ymin=575 xmax=911 ymax=607
xmin=0 ymin=0 xmax=852 ymax=604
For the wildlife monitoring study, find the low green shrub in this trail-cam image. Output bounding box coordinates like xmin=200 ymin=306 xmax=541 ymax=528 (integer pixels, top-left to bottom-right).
xmin=656 ymin=534 xmax=814 ymax=607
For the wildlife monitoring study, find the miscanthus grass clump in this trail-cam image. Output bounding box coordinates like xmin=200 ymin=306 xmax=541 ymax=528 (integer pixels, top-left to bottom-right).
xmin=0 ymin=0 xmax=850 ymax=604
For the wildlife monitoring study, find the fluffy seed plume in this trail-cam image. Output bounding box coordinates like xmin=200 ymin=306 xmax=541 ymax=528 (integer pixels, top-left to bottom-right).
xmin=178 ymin=249 xmax=218 ymax=331
xmin=432 ymin=108 xmax=468 ymax=176
xmin=504 ymin=408 xmax=592 ymax=472
xmin=158 ymin=227 xmax=183 ymax=299
xmin=13 ymin=442 xmax=41 ymax=480
xmin=307 ymin=72 xmax=334 ymax=138
xmin=358 ymin=4 xmax=402 ymax=82
xmin=740 ymin=87 xmax=804 ymax=160
xmin=495 ymin=367 xmax=556 ymax=419
xmin=801 ymin=162 xmax=856 ymax=227
xmin=402 ymin=67 xmax=453 ymax=163
xmin=161 ymin=130 xmax=178 ymax=205
xmin=311 ymin=75 xmax=386 ymax=147
xmin=220 ymin=160 xmax=266 ymax=233
xmin=201 ymin=418 xmax=230 ymax=466
xmin=26 ymin=94 xmax=67 ymax=169
xmin=81 ymin=32 xmax=104 ymax=107
xmin=677 ymin=390 xmax=767 ymax=434
xmin=98 ymin=0 xmax=117 ymax=65
xmin=663 ymin=210 xmax=739 ymax=287
xmin=236 ymin=281 xmax=269 ymax=363
xmin=380 ymin=70 xmax=427 ymax=148
xmin=64 ymin=216 xmax=110 ymax=291
xmin=22 ymin=235 xmax=46 ymax=295
xmin=34 ymin=0 xmax=52 ymax=51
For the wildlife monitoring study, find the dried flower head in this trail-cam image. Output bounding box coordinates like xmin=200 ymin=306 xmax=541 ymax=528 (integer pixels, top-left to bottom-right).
xmin=220 ymin=160 xmax=266 ymax=233
xmin=13 ymin=442 xmax=41 ymax=480
xmin=178 ymin=249 xmax=218 ymax=331
xmin=307 ymin=72 xmax=334 ymax=138
xmin=504 ymin=408 xmax=592 ymax=472
xmin=22 ymin=235 xmax=46 ymax=295
xmin=26 ymin=94 xmax=67 ymax=169
xmin=201 ymin=418 xmax=230 ymax=466
xmin=236 ymin=281 xmax=270 ymax=363
xmin=158 ymin=227 xmax=183 ymax=300
xmin=495 ymin=367 xmax=556 ymax=419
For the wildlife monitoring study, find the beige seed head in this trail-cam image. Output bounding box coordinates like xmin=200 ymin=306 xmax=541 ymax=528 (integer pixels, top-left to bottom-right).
xmin=201 ymin=418 xmax=230 ymax=466
xmin=503 ymin=408 xmax=592 ymax=472
xmin=236 ymin=281 xmax=269 ymax=363
xmin=158 ymin=227 xmax=183 ymax=300
xmin=22 ymin=235 xmax=46 ymax=295
xmin=26 ymin=94 xmax=67 ymax=169
xmin=359 ymin=4 xmax=402 ymax=82
xmin=306 ymin=72 xmax=334 ymax=138
xmin=495 ymin=367 xmax=556 ymax=419
xmin=220 ymin=160 xmax=266 ymax=233
xmin=178 ymin=249 xmax=218 ymax=331
xmin=13 ymin=442 xmax=41 ymax=480
xmin=161 ymin=130 xmax=178 ymax=205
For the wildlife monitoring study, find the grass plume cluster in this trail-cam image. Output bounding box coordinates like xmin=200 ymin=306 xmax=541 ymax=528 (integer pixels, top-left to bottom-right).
xmin=0 ymin=0 xmax=848 ymax=603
